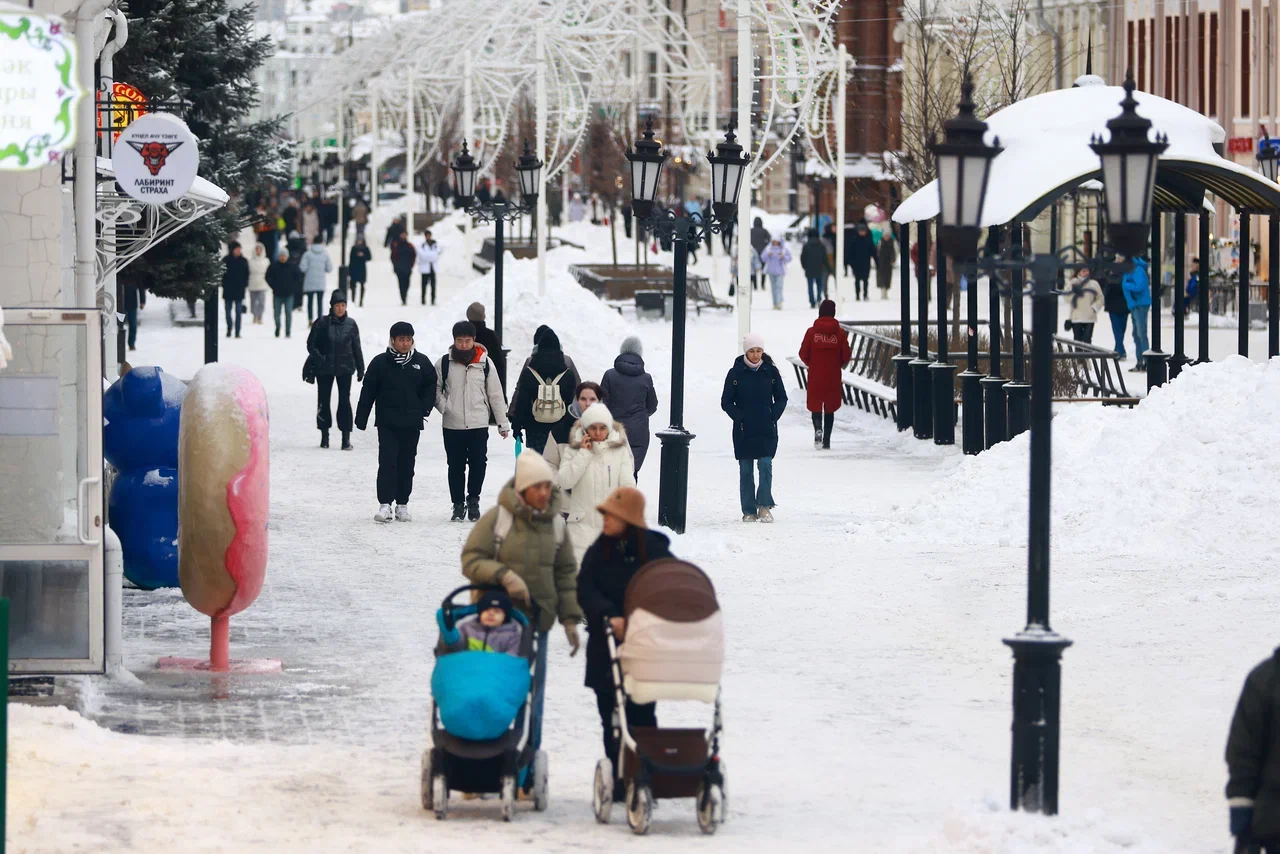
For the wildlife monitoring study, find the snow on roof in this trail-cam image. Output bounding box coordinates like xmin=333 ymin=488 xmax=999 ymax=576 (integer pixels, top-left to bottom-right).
xmin=892 ymin=85 xmax=1278 ymax=225
xmin=348 ymin=133 xmax=405 ymax=167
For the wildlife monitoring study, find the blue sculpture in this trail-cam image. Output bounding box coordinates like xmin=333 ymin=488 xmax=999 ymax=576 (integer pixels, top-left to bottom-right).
xmin=104 ymin=366 xmax=186 ymax=589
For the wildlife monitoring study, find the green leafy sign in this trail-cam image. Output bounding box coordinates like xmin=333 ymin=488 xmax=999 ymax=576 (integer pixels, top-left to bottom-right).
xmin=0 ymin=8 xmax=84 ymax=171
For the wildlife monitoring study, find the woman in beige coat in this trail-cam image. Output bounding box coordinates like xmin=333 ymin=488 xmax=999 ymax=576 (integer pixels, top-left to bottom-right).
xmin=555 ymin=403 xmax=636 ymax=566
xmin=1063 ymin=267 xmax=1105 ymax=344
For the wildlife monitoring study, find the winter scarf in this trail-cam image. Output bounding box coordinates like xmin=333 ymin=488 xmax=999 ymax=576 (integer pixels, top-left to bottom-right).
xmin=390 ymin=346 xmax=415 ymax=365
xmin=450 ymin=346 xmax=475 ymax=365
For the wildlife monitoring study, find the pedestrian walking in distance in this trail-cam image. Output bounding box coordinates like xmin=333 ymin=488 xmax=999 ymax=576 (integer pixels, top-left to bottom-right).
xmin=876 ymin=231 xmax=896 ymax=300
xmin=390 ymin=234 xmax=417 ymax=307
xmin=1062 ymin=267 xmax=1104 ymax=344
xmin=509 ymin=326 xmax=579 ymax=455
xmin=1102 ymin=265 xmax=1130 ymax=359
xmin=465 ymin=302 xmax=507 ymax=391
xmin=299 ymin=240 xmax=333 ymax=324
xmin=599 ymin=335 xmax=658 ymax=474
xmin=306 ymin=290 xmax=364 ymax=450
xmin=356 ymin=321 xmax=437 ymax=523
xmin=556 ymin=402 xmax=636 ymax=565
xmin=721 ymin=332 xmax=787 ymax=522
xmin=266 ymin=248 xmax=298 ymax=338
xmin=417 ymin=230 xmax=441 ymax=306
xmin=800 ymin=229 xmax=831 ymax=309
xmin=1120 ymin=254 xmax=1152 ymax=371
xmin=845 ymin=220 xmax=877 ymax=301
xmin=760 ymin=238 xmax=792 ymax=310
xmin=1226 ymin=647 xmax=1280 ymax=853
xmin=222 ymin=242 xmax=249 ymax=339
xmin=436 ymin=320 xmax=510 ymax=523
xmin=348 ymin=236 xmax=372 ymax=307
xmin=799 ymin=300 xmax=851 ymax=449
xmin=749 ymin=217 xmax=771 ymax=291
xmin=247 ymin=243 xmax=270 ymax=325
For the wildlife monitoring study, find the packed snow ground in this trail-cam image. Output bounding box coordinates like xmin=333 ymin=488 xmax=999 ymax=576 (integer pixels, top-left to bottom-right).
xmin=10 ymin=206 xmax=1278 ymax=852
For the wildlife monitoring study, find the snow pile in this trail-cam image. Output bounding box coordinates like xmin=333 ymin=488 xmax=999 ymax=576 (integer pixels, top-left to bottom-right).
xmin=909 ymin=799 xmax=1170 ymax=853
xmin=849 ymin=356 xmax=1280 ymax=556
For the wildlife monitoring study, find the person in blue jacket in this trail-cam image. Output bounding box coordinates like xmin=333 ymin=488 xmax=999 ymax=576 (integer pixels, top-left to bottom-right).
xmin=1119 ymin=255 xmax=1152 ymax=371
xmin=720 ymin=332 xmax=788 ymax=523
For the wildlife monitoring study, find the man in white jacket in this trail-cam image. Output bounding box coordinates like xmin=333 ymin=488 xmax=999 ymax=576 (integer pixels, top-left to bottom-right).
xmin=416 ymin=230 xmax=441 ymax=306
xmin=436 ymin=320 xmax=510 ymax=522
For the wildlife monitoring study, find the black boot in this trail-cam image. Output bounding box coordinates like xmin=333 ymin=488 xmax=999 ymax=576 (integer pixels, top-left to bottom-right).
xmin=341 ymin=431 xmax=353 ymax=450
xmin=467 ymin=498 xmax=481 ymax=522
xmin=320 ymin=429 xmax=329 ymax=448
xmin=450 ymin=503 xmax=466 ymax=522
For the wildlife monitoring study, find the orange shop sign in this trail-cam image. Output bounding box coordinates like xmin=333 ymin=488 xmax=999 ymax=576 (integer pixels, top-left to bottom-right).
xmin=1226 ymin=137 xmax=1254 ymax=154
xmin=98 ymin=82 xmax=147 ymax=141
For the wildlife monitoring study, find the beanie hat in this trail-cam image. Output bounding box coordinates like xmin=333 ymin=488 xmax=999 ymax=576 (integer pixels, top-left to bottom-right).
xmin=620 ymin=335 xmax=643 ymax=357
xmin=330 ymin=290 xmax=347 ymax=306
xmin=466 ymin=302 xmax=486 ymax=323
xmin=476 ymin=588 xmax=513 ymax=621
xmin=743 ymin=331 xmax=765 ymax=354
xmin=390 ymin=321 xmax=414 ymax=338
xmin=580 ymin=402 xmax=613 ymax=429
xmin=452 ymin=320 xmax=477 ymax=339
xmin=819 ymin=299 xmax=836 ymax=318
xmin=597 ymin=486 xmax=648 ymax=531
xmin=514 ymin=450 xmax=555 ymax=492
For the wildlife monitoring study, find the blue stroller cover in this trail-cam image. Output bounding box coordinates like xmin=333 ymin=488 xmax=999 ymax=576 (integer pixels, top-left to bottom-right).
xmin=433 ymin=606 xmax=533 ymax=742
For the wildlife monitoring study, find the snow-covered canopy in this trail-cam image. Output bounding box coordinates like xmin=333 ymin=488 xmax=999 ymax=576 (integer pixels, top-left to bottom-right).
xmin=893 ymin=84 xmax=1280 ymax=225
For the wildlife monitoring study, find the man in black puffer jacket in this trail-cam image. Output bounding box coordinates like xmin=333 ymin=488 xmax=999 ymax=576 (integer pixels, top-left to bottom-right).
xmin=306 ymin=290 xmax=364 ymax=450
xmin=1226 ymin=648 xmax=1280 ymax=853
xmin=600 ymin=335 xmax=658 ymax=474
xmin=356 ymin=321 xmax=437 ymax=523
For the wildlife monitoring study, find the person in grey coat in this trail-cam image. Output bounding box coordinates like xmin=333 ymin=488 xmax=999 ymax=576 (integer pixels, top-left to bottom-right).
xmin=298 ymin=241 xmax=333 ymax=323
xmin=599 ymin=335 xmax=658 ymax=474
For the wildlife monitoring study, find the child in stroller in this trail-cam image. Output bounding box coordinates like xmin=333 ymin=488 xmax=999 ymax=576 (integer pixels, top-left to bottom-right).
xmin=421 ymin=584 xmax=548 ymax=821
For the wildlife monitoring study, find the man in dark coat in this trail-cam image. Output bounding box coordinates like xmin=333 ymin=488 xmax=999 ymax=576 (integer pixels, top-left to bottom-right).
xmin=720 ymin=332 xmax=787 ymax=523
xmin=1102 ymin=267 xmax=1130 ymax=359
xmin=221 ymin=243 xmax=250 ymax=339
xmin=122 ymin=285 xmax=140 ymax=350
xmin=384 ymin=214 xmax=407 ymax=249
xmin=749 ymin=217 xmax=771 ymax=291
xmin=306 ymin=290 xmax=365 ymax=449
xmin=876 ymin=232 xmax=897 ymax=298
xmin=799 ymin=229 xmax=832 ymax=309
xmin=844 ymin=220 xmax=877 ymax=301
xmin=266 ymin=248 xmax=300 ymax=338
xmin=356 ymin=320 xmax=438 ymax=523
xmin=348 ymin=237 xmax=372 ymax=307
xmin=599 ymin=335 xmax=659 ymax=474
xmin=1226 ymin=648 xmax=1280 ymax=852
xmin=466 ymin=302 xmax=507 ymax=391
xmin=509 ymin=326 xmax=578 ymax=454
xmin=577 ymin=486 xmax=673 ymax=800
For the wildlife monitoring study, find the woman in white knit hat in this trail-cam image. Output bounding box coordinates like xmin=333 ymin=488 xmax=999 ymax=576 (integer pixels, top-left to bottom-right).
xmin=462 ymin=448 xmax=583 ymax=755
xmin=556 ymin=402 xmax=637 ymax=565
xmin=720 ymin=331 xmax=788 ymax=522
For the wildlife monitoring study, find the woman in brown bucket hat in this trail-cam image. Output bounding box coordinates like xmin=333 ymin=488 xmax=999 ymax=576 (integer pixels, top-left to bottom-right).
xmin=576 ymin=486 xmax=675 ymax=802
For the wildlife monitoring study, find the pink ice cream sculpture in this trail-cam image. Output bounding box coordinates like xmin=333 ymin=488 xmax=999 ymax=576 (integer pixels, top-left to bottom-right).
xmin=160 ymin=364 xmax=278 ymax=673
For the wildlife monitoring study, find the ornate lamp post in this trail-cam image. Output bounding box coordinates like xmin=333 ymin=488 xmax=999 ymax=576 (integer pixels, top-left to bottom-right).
xmin=933 ymin=72 xmax=1165 ymax=816
xmin=1258 ymin=135 xmax=1280 ymax=358
xmin=625 ymin=118 xmax=749 ymax=534
xmin=451 ymin=141 xmax=542 ymax=389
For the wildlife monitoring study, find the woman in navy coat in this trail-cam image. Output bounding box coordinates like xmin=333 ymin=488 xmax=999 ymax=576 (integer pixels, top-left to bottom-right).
xmin=720 ymin=332 xmax=788 ymax=523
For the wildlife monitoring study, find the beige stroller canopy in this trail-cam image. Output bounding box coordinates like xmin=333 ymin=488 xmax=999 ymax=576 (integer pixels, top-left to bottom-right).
xmin=619 ymin=559 xmax=724 ymax=704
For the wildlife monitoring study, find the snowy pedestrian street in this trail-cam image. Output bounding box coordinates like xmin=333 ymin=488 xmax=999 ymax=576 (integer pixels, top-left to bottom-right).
xmin=10 ymin=212 xmax=1279 ymax=852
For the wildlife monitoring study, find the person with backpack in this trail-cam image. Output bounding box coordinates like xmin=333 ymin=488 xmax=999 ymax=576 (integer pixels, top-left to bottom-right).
xmin=599 ymin=335 xmax=658 ymax=474
xmin=465 ymin=302 xmax=506 ymax=390
xmin=461 ymin=449 xmax=583 ymax=755
xmin=435 ymin=320 xmax=511 ymax=523
xmin=355 ymin=321 xmax=437 ymax=523
xmin=305 ymin=290 xmax=364 ymax=450
xmin=509 ymin=326 xmax=579 ymax=455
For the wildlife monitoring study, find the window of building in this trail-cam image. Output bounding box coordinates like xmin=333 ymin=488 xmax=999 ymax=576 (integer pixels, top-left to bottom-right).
xmin=1137 ymin=19 xmax=1146 ymax=91
xmin=1209 ymin=12 xmax=1218 ymax=116
xmin=1165 ymin=17 xmax=1174 ymax=100
xmin=304 ymin=26 xmax=312 ymax=34
xmin=1240 ymin=9 xmax=1250 ymax=117
xmin=646 ymin=51 xmax=658 ymax=100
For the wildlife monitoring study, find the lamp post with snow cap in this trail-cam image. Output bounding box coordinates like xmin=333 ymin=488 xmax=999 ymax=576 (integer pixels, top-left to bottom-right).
xmin=625 ymin=117 xmax=749 ymax=534
xmin=933 ymin=71 xmax=1166 ymax=816
xmin=451 ymin=140 xmax=542 ymax=388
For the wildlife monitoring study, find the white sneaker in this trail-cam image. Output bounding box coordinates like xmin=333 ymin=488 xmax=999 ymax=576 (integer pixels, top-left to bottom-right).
xmin=757 ymin=508 xmax=775 ymax=523
xmin=394 ymin=505 xmax=412 ymax=522
xmin=374 ymin=504 xmax=394 ymax=523
xmin=742 ymin=513 xmax=758 ymax=523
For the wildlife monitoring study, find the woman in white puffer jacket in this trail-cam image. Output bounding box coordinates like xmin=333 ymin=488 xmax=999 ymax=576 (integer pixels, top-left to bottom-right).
xmin=556 ymin=402 xmax=636 ymax=565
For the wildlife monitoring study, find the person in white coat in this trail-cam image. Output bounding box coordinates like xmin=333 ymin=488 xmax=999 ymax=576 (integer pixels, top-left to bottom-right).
xmin=555 ymin=402 xmax=636 ymax=566
xmin=436 ymin=320 xmax=510 ymax=522
xmin=416 ymin=230 xmax=441 ymax=306
xmin=1062 ymin=267 xmax=1105 ymax=344
xmin=247 ymin=243 xmax=270 ymax=324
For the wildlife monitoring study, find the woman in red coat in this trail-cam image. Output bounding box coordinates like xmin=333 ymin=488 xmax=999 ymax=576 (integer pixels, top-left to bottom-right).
xmin=798 ymin=299 xmax=852 ymax=449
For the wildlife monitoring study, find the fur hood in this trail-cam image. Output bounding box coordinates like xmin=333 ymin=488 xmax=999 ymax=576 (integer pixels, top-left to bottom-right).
xmin=568 ymin=420 xmax=630 ymax=451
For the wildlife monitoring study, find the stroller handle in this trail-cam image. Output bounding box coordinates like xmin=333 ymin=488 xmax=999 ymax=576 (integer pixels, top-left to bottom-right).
xmin=440 ymin=583 xmax=537 ymax=631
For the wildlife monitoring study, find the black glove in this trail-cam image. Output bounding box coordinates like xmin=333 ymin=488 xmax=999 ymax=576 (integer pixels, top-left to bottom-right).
xmin=1231 ymin=805 xmax=1254 ymax=838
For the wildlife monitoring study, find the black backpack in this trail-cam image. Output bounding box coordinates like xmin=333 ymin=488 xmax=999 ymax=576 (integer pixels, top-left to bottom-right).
xmin=440 ymin=353 xmax=490 ymax=398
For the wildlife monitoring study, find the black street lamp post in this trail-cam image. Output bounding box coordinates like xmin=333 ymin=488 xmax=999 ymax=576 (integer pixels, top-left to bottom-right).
xmin=893 ymin=221 xmax=914 ymax=431
xmin=932 ymin=72 xmax=1166 ymax=816
xmin=982 ymin=226 xmax=1008 ymax=449
xmin=451 ymin=141 xmax=543 ymax=390
xmin=624 ymin=118 xmax=749 ymax=534
xmin=1258 ymin=135 xmax=1280 ymax=358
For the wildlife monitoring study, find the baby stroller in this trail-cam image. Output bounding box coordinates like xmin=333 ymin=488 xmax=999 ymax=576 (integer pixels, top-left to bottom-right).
xmin=421 ymin=584 xmax=548 ymax=821
xmin=592 ymin=558 xmax=727 ymax=835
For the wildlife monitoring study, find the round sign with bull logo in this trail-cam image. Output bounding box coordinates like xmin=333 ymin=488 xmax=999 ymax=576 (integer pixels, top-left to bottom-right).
xmin=115 ymin=112 xmax=199 ymax=203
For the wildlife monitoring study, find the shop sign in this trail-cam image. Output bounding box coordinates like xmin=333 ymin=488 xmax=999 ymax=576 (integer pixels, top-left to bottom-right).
xmin=0 ymin=7 xmax=85 ymax=170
